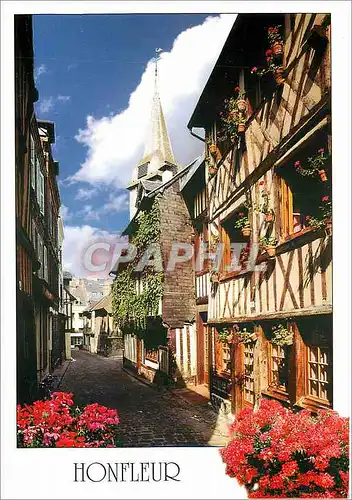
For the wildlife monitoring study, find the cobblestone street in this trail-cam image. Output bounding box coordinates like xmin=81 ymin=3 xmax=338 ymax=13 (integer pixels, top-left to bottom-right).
xmin=59 ymin=349 xmax=230 ymax=447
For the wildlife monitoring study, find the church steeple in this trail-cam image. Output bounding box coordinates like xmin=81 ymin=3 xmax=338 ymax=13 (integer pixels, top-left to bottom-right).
xmin=137 ymin=49 xmax=176 ymax=171
xmin=128 ymin=49 xmax=178 ymax=220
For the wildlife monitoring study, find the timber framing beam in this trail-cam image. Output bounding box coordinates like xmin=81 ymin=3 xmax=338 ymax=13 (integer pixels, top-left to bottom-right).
xmin=207 ymin=305 xmax=332 ymax=325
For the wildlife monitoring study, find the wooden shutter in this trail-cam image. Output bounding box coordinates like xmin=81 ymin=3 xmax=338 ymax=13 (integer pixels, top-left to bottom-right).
xmin=220 ymin=225 xmax=231 ymax=273
xmin=280 ymin=178 xmax=294 ymax=237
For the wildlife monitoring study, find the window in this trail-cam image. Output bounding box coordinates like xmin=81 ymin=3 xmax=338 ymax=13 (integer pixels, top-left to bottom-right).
xmin=276 ymin=132 xmax=330 ymax=239
xmin=37 ymin=167 xmax=45 ymax=215
xmin=307 ymin=346 xmax=330 ymax=401
xmin=37 ymin=234 xmax=44 ymax=279
xmin=269 ymin=344 xmax=288 ymax=392
xmin=244 ymin=342 xmax=255 ymax=404
xmin=194 ymin=222 xmax=209 ymax=274
xmin=222 ymin=343 xmax=231 ymax=373
xmin=220 ymin=209 xmax=250 ymax=274
xmin=30 ymin=135 xmax=36 ymax=189
xmin=43 ymin=245 xmax=48 ymax=282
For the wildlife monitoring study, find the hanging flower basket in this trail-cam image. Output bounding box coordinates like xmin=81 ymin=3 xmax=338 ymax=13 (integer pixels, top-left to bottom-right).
xmin=319 ymin=169 xmax=328 ymax=182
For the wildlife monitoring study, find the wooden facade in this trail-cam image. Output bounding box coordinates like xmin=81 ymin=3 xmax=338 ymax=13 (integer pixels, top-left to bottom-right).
xmin=15 ymin=15 xmax=65 ymax=403
xmin=187 ymin=14 xmax=332 ymax=414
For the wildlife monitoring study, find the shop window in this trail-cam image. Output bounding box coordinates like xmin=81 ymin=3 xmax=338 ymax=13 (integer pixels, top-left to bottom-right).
xmin=244 ymin=342 xmax=255 ymax=404
xmin=269 ymin=344 xmax=288 ymax=392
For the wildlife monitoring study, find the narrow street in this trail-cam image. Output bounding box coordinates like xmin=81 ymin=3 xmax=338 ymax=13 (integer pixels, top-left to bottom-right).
xmin=59 ymin=350 xmax=230 ymax=447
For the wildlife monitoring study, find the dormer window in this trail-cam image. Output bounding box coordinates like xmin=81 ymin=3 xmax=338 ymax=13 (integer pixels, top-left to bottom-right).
xmin=138 ymin=163 xmax=148 ymax=179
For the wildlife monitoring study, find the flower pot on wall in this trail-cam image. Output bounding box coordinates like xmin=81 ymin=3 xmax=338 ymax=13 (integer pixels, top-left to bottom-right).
xmin=241 ymin=227 xmax=251 ymax=237
xmin=274 ymin=67 xmax=285 ymax=85
xmin=265 ymin=246 xmax=276 ymax=257
xmin=264 ymin=212 xmax=274 ymax=222
xmin=319 ymin=169 xmax=328 ymax=182
xmin=237 ymin=123 xmax=246 ymax=133
xmin=271 ymin=41 xmax=284 ymax=55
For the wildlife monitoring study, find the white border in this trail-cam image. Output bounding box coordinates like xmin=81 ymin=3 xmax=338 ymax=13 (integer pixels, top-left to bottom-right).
xmin=1 ymin=2 xmax=351 ymax=499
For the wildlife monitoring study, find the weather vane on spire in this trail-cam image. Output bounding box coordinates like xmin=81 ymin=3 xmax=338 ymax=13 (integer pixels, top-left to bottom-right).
xmin=154 ymin=48 xmax=163 ymax=82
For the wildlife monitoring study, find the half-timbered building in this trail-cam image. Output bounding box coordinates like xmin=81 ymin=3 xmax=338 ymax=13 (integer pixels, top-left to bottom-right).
xmin=187 ymin=13 xmax=332 ymax=414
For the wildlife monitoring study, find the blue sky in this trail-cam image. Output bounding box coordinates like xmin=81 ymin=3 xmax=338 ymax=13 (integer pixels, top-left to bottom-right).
xmin=32 ymin=14 xmax=236 ymax=275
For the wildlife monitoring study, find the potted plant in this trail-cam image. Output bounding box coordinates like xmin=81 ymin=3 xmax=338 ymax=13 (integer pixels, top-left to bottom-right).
xmin=218 ymin=87 xmax=249 ymax=142
xmin=208 ymin=165 xmax=217 ymax=179
xmin=294 ymin=148 xmax=329 ymax=181
xmin=234 ymin=324 xmax=257 ymax=344
xmin=210 ymin=270 xmax=220 ymax=283
xmin=234 ymin=212 xmax=251 ymax=237
xmin=267 ymin=25 xmax=284 ymax=55
xmin=271 ymin=323 xmax=293 ymax=346
xmin=260 ymin=235 xmax=277 ymax=257
xmin=305 ymin=195 xmax=332 ymax=235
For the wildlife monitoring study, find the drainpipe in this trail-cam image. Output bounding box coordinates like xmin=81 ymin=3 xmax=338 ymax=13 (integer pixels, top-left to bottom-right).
xmin=188 ymin=126 xmax=205 ymax=143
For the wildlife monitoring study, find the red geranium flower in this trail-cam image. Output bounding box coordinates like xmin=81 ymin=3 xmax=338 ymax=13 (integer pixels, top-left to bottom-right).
xmin=294 ymin=161 xmax=301 ymax=167
xmin=238 ymin=212 xmax=244 ymax=217
xmin=259 ymin=180 xmax=265 ymax=186
xmin=305 ymin=216 xmax=311 ymax=221
xmin=251 ymin=66 xmax=258 ymax=73
xmin=234 ymin=86 xmax=240 ymax=92
xmin=266 ymin=49 xmax=273 ymax=56
xmin=322 ymin=196 xmax=329 ymax=202
xmin=318 ymin=148 xmax=324 ymax=153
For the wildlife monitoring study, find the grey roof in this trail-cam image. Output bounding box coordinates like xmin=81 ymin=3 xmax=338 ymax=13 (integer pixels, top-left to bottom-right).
xmin=141 ymin=179 xmax=163 ymax=192
xmin=179 ymin=153 xmax=205 ymax=191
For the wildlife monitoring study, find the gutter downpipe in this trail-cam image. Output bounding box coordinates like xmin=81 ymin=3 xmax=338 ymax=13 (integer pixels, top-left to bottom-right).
xmin=188 ymin=126 xmax=205 ymax=143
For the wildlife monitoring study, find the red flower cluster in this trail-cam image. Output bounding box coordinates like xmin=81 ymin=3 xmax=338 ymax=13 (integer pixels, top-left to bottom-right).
xmin=220 ymin=399 xmax=349 ymax=498
xmin=17 ymin=392 xmax=120 ymax=448
xmin=322 ymin=195 xmax=329 ymax=202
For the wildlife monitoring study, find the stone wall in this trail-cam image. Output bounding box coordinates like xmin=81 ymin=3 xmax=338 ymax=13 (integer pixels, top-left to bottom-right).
xmin=158 ymin=182 xmax=195 ymax=328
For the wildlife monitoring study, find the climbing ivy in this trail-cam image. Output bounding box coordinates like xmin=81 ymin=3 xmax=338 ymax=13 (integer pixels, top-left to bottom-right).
xmin=111 ymin=198 xmax=164 ymax=345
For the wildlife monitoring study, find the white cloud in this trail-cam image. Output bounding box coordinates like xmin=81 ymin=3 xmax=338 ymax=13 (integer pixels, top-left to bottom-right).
xmin=102 ymin=192 xmax=129 ymax=214
xmin=60 ymin=204 xmax=72 ymax=222
xmin=75 ymin=191 xmax=129 ymax=221
xmin=76 ymin=204 xmax=101 ymax=221
xmin=38 ymin=97 xmax=54 ymax=114
xmin=63 ymin=224 xmax=124 ymax=277
xmin=37 ymin=95 xmax=71 ymax=115
xmin=71 ymin=14 xmax=236 ymax=188
xmin=34 ymin=64 xmax=47 ymax=81
xmin=57 ymin=95 xmax=71 ymax=102
xmin=75 ymin=187 xmax=99 ymax=200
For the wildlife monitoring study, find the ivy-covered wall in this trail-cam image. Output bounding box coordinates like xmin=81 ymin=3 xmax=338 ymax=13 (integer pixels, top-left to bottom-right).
xmin=111 ymin=198 xmax=166 ymax=348
xmin=112 ymin=181 xmax=195 ymax=348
